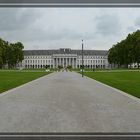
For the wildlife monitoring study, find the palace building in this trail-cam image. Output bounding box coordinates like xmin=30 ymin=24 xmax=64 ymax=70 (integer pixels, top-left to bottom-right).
xmin=22 ymin=48 xmax=109 ymax=69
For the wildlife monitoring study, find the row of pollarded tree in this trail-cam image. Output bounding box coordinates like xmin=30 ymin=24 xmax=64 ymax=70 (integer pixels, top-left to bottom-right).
xmin=0 ymin=38 xmax=24 ymax=69
xmin=108 ymin=30 xmax=140 ymax=68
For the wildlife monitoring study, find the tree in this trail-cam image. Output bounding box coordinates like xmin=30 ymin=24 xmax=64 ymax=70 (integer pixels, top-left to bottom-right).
xmin=0 ymin=39 xmax=9 ymax=68
xmin=0 ymin=37 xmax=24 ymax=69
xmin=108 ymin=29 xmax=140 ymax=68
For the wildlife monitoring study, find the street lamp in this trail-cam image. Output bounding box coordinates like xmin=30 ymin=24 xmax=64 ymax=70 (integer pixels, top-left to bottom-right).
xmin=82 ymin=39 xmax=84 ymax=77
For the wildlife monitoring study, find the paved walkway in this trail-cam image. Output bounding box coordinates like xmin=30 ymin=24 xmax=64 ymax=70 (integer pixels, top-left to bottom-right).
xmin=0 ymin=71 xmax=140 ymax=132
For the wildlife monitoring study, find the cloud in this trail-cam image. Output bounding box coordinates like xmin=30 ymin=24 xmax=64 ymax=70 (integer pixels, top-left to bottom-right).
xmin=95 ymin=14 xmax=121 ymax=36
xmin=6 ymin=27 xmax=83 ymax=42
xmin=134 ymin=16 xmax=140 ymax=27
xmin=127 ymin=26 xmax=136 ymax=32
xmin=0 ymin=8 xmax=40 ymax=31
xmin=0 ymin=8 xmax=139 ymax=50
xmin=39 ymin=28 xmax=82 ymax=41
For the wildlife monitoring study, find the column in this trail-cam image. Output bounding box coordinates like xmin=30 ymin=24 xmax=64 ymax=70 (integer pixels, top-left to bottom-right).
xmin=59 ymin=58 xmax=60 ymax=66
xmin=66 ymin=58 xmax=67 ymax=66
xmin=71 ymin=58 xmax=73 ymax=68
xmin=57 ymin=58 xmax=58 ymax=67
xmin=67 ymin=58 xmax=68 ymax=66
xmin=58 ymin=58 xmax=60 ymax=66
xmin=72 ymin=58 xmax=74 ymax=68
xmin=73 ymin=58 xmax=75 ymax=68
xmin=89 ymin=59 xmax=91 ymax=68
xmin=60 ymin=58 xmax=61 ymax=66
xmin=57 ymin=58 xmax=58 ymax=68
xmin=69 ymin=58 xmax=70 ymax=66
xmin=50 ymin=59 xmax=52 ymax=68
xmin=75 ymin=58 xmax=77 ymax=68
xmin=54 ymin=58 xmax=56 ymax=68
xmin=52 ymin=59 xmax=53 ymax=68
xmin=63 ymin=58 xmax=64 ymax=68
xmin=68 ymin=58 xmax=69 ymax=66
xmin=68 ymin=58 xmax=69 ymax=67
xmin=55 ymin=58 xmax=57 ymax=68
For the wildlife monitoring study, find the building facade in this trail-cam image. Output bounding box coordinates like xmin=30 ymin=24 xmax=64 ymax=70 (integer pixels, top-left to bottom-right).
xmin=22 ymin=48 xmax=109 ymax=69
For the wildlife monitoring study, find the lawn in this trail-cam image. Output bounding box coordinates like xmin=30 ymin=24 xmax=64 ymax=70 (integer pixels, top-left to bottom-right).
xmin=0 ymin=70 xmax=51 ymax=93
xmin=83 ymin=71 xmax=140 ymax=98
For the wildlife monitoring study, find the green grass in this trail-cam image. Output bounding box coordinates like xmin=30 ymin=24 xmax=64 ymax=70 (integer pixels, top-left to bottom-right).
xmin=0 ymin=70 xmax=51 ymax=93
xmin=83 ymin=71 xmax=140 ymax=98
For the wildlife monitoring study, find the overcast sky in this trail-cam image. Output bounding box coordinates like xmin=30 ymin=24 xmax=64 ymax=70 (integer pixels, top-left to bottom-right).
xmin=0 ymin=8 xmax=140 ymax=50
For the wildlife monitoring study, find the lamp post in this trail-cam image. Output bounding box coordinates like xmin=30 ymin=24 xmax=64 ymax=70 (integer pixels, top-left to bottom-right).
xmin=82 ymin=39 xmax=84 ymax=77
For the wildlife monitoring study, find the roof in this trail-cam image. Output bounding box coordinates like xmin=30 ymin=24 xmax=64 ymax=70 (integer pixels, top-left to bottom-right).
xmin=23 ymin=48 xmax=108 ymax=56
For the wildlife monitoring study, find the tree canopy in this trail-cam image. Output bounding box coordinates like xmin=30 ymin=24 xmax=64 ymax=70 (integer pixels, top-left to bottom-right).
xmin=108 ymin=30 xmax=140 ymax=68
xmin=0 ymin=38 xmax=24 ymax=69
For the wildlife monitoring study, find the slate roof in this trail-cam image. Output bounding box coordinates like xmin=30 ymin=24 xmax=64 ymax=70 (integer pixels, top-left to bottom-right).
xmin=24 ymin=48 xmax=108 ymax=56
